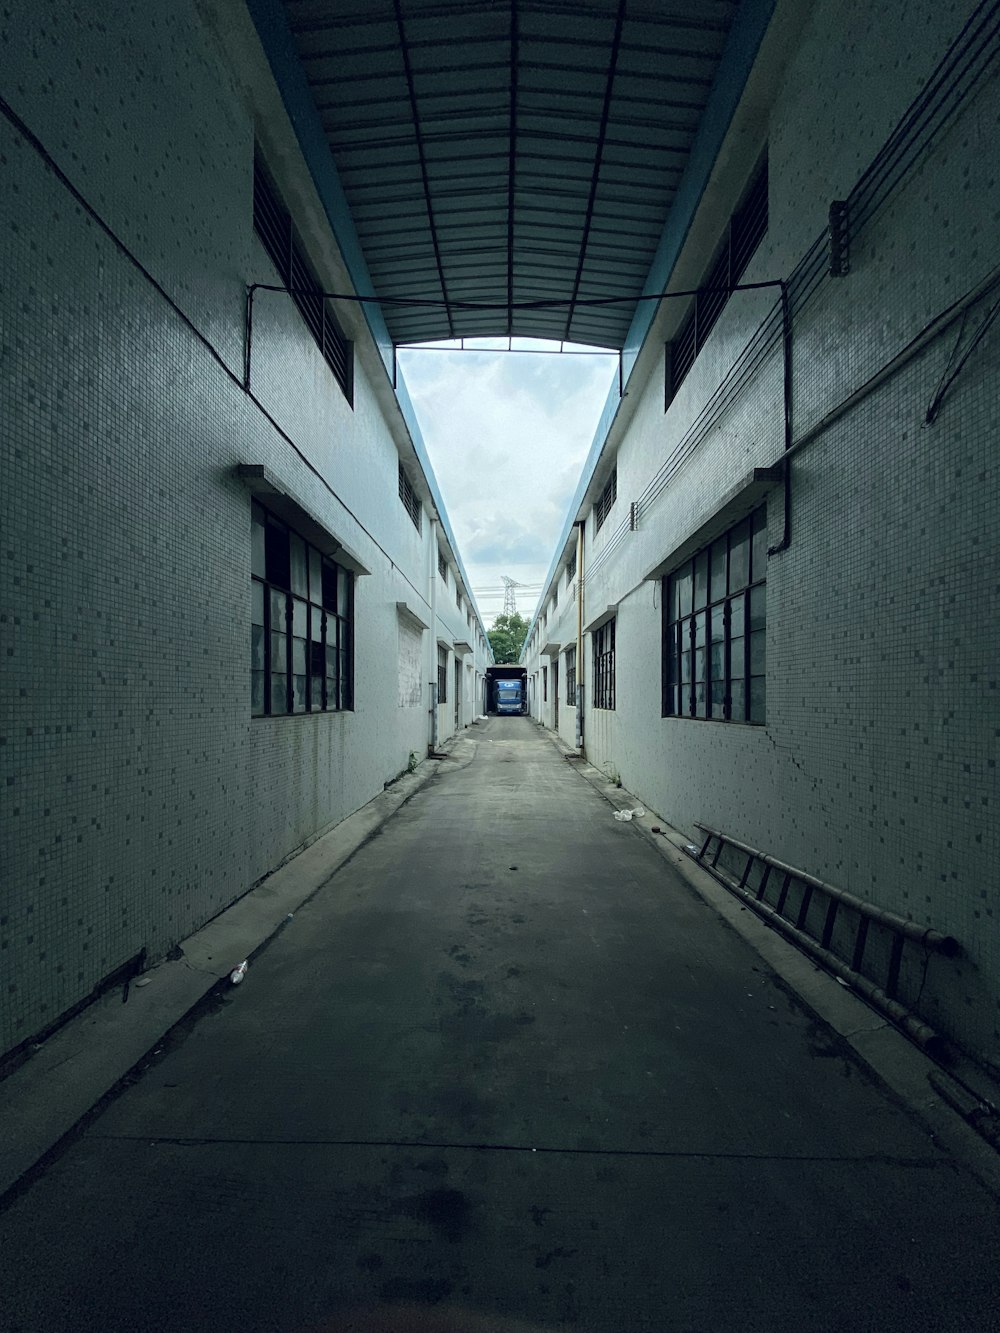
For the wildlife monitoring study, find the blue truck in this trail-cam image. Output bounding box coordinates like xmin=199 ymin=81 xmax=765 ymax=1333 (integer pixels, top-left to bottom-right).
xmin=487 ymin=665 xmax=527 ymax=715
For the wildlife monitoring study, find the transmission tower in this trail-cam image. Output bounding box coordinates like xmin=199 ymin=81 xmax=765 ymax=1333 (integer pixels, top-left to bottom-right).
xmin=501 ymin=575 xmax=522 ymax=616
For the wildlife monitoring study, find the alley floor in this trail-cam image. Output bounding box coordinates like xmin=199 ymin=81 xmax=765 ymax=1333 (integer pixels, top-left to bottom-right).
xmin=1 ymin=718 xmax=999 ymax=1333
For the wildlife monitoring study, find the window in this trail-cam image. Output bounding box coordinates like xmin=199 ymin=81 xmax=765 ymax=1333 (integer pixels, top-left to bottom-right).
xmin=666 ymin=158 xmax=768 ymax=405
xmin=456 ymin=586 xmax=462 ymax=610
xmin=593 ymin=619 xmax=616 ymax=710
xmin=437 ymin=645 xmax=448 ymax=703
xmin=595 ymin=468 xmax=617 ymax=533
xmin=253 ymin=155 xmax=352 ymax=403
xmin=251 ymin=501 xmax=353 ymax=717
xmin=543 ymin=665 xmax=548 ymax=702
xmin=551 ymin=587 xmax=558 ymax=612
xmin=398 ymin=464 xmax=421 ymax=531
xmin=565 ymin=645 xmax=577 ymax=705
xmin=662 ymin=504 xmax=766 ymax=723
xmin=438 ymin=548 xmax=447 ymax=583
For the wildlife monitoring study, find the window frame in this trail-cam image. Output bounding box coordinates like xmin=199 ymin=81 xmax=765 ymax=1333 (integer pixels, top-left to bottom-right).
xmin=665 ymin=157 xmax=768 ymax=407
xmin=251 ymin=500 xmax=354 ymax=719
xmin=253 ymin=155 xmax=353 ymax=405
xmin=594 ymin=468 xmax=617 ymax=533
xmin=398 ymin=463 xmax=421 ymax=531
xmin=565 ymin=645 xmax=577 ymax=706
xmin=661 ymin=504 xmax=766 ymax=725
xmin=593 ymin=619 xmax=616 ymax=710
xmin=437 ymin=645 xmax=448 ymax=704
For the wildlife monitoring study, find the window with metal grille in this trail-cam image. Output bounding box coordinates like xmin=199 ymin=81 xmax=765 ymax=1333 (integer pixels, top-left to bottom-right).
xmin=593 ymin=619 xmax=616 ymax=710
xmin=253 ymin=155 xmax=353 ymax=404
xmin=565 ymin=645 xmax=577 ymax=706
xmin=438 ymin=548 xmax=447 ymax=582
xmin=543 ymin=666 xmax=548 ymax=702
xmin=437 ymin=645 xmax=448 ymax=703
xmin=594 ymin=468 xmax=617 ymax=533
xmin=456 ymin=586 xmax=462 ymax=610
xmin=665 ymin=157 xmax=768 ymax=407
xmin=398 ymin=464 xmax=421 ymax=531
xmin=251 ymin=500 xmax=353 ymax=718
xmin=662 ymin=505 xmax=766 ymax=723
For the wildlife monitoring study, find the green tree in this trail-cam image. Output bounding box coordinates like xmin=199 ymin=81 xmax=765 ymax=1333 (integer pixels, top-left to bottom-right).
xmin=487 ymin=611 xmax=529 ymax=664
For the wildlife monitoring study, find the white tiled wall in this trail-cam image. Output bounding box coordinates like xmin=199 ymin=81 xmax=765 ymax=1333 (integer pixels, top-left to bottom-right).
xmin=531 ymin=0 xmax=1000 ymax=1057
xmin=0 ymin=0 xmax=483 ymax=1055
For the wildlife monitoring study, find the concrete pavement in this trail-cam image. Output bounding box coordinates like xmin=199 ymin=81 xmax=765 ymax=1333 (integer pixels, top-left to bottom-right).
xmin=1 ymin=717 xmax=999 ymax=1332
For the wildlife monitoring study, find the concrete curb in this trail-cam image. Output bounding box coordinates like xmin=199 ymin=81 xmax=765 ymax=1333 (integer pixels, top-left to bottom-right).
xmin=545 ymin=727 xmax=1000 ymax=1195
xmin=0 ymin=740 xmax=470 ymax=1204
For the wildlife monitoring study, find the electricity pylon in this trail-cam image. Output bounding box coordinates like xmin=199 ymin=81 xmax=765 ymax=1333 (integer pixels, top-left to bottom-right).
xmin=501 ymin=576 xmax=523 ymax=616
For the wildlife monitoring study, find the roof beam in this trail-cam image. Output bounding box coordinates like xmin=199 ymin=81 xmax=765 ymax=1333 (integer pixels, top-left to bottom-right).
xmin=392 ymin=0 xmax=454 ymax=338
xmin=563 ymin=0 xmax=626 ymax=343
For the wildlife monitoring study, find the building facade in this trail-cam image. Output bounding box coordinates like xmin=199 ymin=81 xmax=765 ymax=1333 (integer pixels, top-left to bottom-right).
xmin=525 ymin=0 xmax=1000 ymax=1061
xmin=0 ymin=0 xmax=490 ymax=1058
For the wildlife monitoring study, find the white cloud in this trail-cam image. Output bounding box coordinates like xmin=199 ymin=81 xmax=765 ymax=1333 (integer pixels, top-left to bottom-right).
xmin=398 ymin=346 xmax=617 ymax=624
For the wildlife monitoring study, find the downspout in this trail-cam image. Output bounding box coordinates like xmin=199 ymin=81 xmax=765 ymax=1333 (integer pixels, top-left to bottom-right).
xmin=428 ymin=517 xmax=438 ymax=754
xmin=575 ymin=519 xmax=585 ymax=754
xmin=767 ymin=281 xmax=794 ymax=555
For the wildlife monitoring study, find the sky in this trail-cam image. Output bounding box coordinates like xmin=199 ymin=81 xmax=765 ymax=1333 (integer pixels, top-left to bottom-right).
xmin=397 ymin=341 xmax=619 ymax=630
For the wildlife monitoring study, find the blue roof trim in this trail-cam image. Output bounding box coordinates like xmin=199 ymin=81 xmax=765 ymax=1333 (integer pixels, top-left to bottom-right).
xmin=246 ymin=0 xmax=489 ymax=640
xmin=524 ymin=0 xmax=776 ymax=646
xmin=245 ymin=0 xmax=393 ymax=372
xmin=395 ymin=369 xmax=490 ymax=635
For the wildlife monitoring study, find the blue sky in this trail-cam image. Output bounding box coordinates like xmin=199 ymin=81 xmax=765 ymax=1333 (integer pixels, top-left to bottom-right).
xmin=398 ymin=342 xmax=618 ymax=626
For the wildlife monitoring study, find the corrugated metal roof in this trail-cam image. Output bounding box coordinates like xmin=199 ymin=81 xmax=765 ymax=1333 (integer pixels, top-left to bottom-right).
xmin=280 ymin=0 xmax=739 ymax=348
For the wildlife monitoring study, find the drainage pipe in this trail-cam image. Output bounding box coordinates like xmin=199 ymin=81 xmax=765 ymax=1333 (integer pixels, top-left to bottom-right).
xmin=428 ymin=517 xmax=438 ymax=755
xmin=575 ymin=520 xmax=585 ymax=754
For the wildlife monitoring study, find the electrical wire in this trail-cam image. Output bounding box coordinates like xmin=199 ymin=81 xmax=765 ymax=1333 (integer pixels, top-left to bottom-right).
xmin=0 ymin=91 xmax=481 ymax=631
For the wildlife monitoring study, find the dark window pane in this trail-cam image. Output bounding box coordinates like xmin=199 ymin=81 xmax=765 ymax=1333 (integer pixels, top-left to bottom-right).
xmin=251 ymin=507 xmax=266 ymax=578
xmin=711 ymin=605 xmax=725 ymax=644
xmin=271 ymin=631 xmax=287 ymax=675
xmin=326 ymin=643 xmax=338 ymax=675
xmin=308 ymin=548 xmax=323 ymax=603
xmin=668 ymin=575 xmax=679 ymax=623
xmin=695 ymin=680 xmax=708 ymax=718
xmin=729 ymin=593 xmax=745 ymax=636
xmin=710 ymin=641 xmax=725 ymax=679
xmin=729 ymin=635 xmax=745 ymax=683
xmin=710 ymin=679 xmax=726 ymax=719
xmin=271 ymin=673 xmax=289 ymax=714
xmin=251 ymin=624 xmax=265 ymax=672
xmin=693 ymin=551 xmax=709 ymax=610
xmin=291 ymin=637 xmax=307 ymax=675
xmin=710 ymin=538 xmax=727 ymax=603
xmin=750 ymin=629 xmax=766 ymax=676
xmin=326 ymin=673 xmax=338 ymax=710
xmin=270 ymin=589 xmax=286 ymax=628
xmin=694 ymin=610 xmax=707 ymax=648
xmin=309 ymin=640 xmax=325 ymax=675
xmin=292 ymin=597 xmax=308 ymax=638
xmin=265 ymin=519 xmax=290 ymax=588
xmin=337 ymin=566 xmax=349 ymax=609
xmin=750 ymin=675 xmax=766 ymax=724
xmin=680 ymin=636 xmax=691 ymax=683
xmin=750 ymin=584 xmax=766 ymax=632
xmin=290 ymin=535 xmax=308 ymax=596
xmin=751 ymin=506 xmax=768 ymax=580
xmin=676 ymin=563 xmax=693 ymax=618
xmin=729 ymin=518 xmax=750 ymax=591
xmin=251 ymin=579 xmax=264 ymax=626
xmin=322 ymin=561 xmax=338 ymax=612
xmin=251 ymin=671 xmax=265 ymax=716
xmin=311 ymin=675 xmax=324 ymax=710
xmin=730 ymin=679 xmax=746 ymax=721
xmin=292 ymin=675 xmax=307 ymax=712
